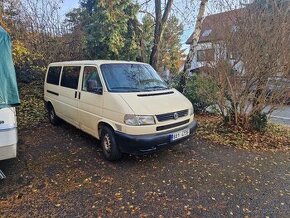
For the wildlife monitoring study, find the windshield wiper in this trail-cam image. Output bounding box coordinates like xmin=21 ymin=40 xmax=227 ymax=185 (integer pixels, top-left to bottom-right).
xmin=144 ymin=86 xmax=168 ymax=91
xmin=110 ymin=87 xmax=143 ymax=92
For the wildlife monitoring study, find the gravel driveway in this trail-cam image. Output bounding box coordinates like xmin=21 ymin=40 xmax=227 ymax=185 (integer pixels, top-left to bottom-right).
xmin=0 ymin=122 xmax=289 ymax=217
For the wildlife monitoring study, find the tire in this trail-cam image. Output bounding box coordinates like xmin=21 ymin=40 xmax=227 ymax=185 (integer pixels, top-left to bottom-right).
xmin=47 ymin=104 xmax=60 ymax=125
xmin=100 ymin=126 xmax=122 ymax=161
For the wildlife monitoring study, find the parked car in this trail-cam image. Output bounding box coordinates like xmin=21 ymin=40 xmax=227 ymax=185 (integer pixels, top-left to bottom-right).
xmin=44 ymin=61 xmax=197 ymax=161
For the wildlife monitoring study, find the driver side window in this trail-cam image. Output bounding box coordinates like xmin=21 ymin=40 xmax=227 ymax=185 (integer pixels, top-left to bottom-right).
xmin=82 ymin=66 xmax=102 ymax=93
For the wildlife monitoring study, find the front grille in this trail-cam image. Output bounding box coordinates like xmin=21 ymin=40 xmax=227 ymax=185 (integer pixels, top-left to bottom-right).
xmin=156 ymin=109 xmax=188 ymax=122
xmin=156 ymin=119 xmax=190 ymax=131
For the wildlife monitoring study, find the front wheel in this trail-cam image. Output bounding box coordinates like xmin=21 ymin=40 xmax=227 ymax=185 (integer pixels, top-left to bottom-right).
xmin=48 ymin=104 xmax=60 ymax=125
xmin=100 ymin=126 xmax=122 ymax=161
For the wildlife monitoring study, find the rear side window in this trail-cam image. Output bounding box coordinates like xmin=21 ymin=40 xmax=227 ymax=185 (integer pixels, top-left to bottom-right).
xmin=46 ymin=66 xmax=62 ymax=85
xmin=61 ymin=66 xmax=81 ymax=89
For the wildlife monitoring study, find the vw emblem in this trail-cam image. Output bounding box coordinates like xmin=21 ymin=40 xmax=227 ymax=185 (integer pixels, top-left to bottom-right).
xmin=173 ymin=112 xmax=179 ymax=120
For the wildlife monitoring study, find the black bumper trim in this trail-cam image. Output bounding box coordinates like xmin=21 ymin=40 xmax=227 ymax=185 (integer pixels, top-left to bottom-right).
xmin=115 ymin=120 xmax=198 ymax=155
xmin=156 ymin=119 xmax=190 ymax=131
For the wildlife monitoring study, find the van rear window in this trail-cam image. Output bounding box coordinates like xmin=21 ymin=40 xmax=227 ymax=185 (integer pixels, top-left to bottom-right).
xmin=61 ymin=66 xmax=81 ymax=89
xmin=47 ymin=66 xmax=62 ymax=85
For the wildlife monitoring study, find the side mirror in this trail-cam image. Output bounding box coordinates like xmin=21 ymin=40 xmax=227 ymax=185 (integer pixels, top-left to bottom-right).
xmin=96 ymin=87 xmax=103 ymax=95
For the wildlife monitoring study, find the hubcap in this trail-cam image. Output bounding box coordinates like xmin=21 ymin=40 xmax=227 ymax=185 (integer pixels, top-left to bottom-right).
xmin=50 ymin=109 xmax=55 ymax=120
xmin=103 ymin=134 xmax=111 ymax=151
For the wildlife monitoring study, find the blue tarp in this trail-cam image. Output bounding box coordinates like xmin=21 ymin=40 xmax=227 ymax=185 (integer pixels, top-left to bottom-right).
xmin=0 ymin=26 xmax=20 ymax=108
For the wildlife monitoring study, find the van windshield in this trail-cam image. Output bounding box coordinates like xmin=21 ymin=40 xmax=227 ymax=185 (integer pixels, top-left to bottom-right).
xmin=100 ymin=63 xmax=169 ymax=92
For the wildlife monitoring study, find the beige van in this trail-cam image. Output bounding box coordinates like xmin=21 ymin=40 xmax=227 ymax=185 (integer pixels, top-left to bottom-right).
xmin=44 ymin=60 xmax=197 ymax=160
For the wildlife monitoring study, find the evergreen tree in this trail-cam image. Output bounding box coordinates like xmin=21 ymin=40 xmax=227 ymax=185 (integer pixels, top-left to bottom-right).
xmin=80 ymin=0 xmax=140 ymax=60
xmin=140 ymin=14 xmax=154 ymax=63
xmin=159 ymin=16 xmax=184 ymax=74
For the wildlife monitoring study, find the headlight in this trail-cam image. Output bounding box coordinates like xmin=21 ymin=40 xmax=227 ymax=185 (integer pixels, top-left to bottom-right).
xmin=124 ymin=114 xmax=155 ymax=126
xmin=189 ymin=106 xmax=194 ymax=116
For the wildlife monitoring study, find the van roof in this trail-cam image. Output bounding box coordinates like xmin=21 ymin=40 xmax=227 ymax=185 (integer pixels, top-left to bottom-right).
xmin=49 ymin=60 xmax=146 ymax=66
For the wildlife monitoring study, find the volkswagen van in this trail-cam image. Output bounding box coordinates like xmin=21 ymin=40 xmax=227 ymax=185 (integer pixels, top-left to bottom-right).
xmin=44 ymin=61 xmax=197 ymax=160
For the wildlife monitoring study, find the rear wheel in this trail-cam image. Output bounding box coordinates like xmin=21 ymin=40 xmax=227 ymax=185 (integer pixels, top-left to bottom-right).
xmin=100 ymin=126 xmax=122 ymax=161
xmin=48 ymin=104 xmax=60 ymax=125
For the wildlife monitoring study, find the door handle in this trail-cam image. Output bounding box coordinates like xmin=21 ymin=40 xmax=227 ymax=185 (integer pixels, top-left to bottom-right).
xmin=78 ymin=92 xmax=81 ymax=99
xmin=75 ymin=91 xmax=77 ymax=98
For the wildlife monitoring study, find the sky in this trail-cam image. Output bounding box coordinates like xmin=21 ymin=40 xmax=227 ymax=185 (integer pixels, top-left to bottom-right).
xmin=62 ymin=0 xmax=79 ymax=16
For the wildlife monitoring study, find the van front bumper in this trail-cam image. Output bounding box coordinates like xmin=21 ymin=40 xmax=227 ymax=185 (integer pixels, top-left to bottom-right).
xmin=115 ymin=120 xmax=198 ymax=155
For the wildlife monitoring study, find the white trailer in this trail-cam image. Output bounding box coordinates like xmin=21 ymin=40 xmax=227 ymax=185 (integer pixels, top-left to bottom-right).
xmin=0 ymin=107 xmax=17 ymax=160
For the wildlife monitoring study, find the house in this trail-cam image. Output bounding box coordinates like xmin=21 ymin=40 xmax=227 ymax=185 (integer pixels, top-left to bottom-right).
xmin=186 ymin=5 xmax=290 ymax=102
xmin=186 ymin=8 xmax=246 ymax=74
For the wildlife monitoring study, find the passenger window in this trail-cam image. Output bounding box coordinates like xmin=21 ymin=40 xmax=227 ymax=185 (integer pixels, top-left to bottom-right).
xmin=61 ymin=66 xmax=81 ymax=89
xmin=82 ymin=66 xmax=102 ymax=93
xmin=47 ymin=66 xmax=62 ymax=85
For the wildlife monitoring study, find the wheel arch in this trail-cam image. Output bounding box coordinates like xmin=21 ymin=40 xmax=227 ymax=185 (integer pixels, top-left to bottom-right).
xmin=45 ymin=101 xmax=55 ymax=111
xmin=97 ymin=120 xmax=117 ymax=139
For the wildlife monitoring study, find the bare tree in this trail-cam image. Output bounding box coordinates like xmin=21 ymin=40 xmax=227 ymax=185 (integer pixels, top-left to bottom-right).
xmin=1 ymin=0 xmax=85 ymax=79
xmin=178 ymin=0 xmax=208 ymax=92
xmin=198 ymin=1 xmax=290 ymax=130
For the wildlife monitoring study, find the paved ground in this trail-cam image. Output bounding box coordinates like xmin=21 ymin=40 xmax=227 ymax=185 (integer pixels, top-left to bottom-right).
xmin=0 ymin=122 xmax=290 ymax=217
xmin=207 ymin=105 xmax=290 ymax=126
xmin=269 ymin=106 xmax=290 ymax=126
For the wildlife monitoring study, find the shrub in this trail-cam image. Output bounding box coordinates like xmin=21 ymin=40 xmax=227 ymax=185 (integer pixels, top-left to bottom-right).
xmin=250 ymin=112 xmax=268 ymax=132
xmin=13 ymin=40 xmax=46 ymax=83
xmin=183 ymin=74 xmax=218 ymax=114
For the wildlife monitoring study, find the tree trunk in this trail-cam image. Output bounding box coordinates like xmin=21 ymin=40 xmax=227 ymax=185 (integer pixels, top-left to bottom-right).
xmin=177 ymin=0 xmax=208 ymax=92
xmin=149 ymin=0 xmax=173 ymax=70
xmin=150 ymin=0 xmax=162 ymax=70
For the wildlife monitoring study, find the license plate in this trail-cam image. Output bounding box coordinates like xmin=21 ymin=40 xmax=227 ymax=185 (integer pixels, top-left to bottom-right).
xmin=170 ymin=128 xmax=190 ymax=141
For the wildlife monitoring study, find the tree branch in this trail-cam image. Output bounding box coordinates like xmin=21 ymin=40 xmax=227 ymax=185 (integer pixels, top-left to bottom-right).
xmin=139 ymin=10 xmax=156 ymax=22
xmin=161 ymin=0 xmax=174 ymax=24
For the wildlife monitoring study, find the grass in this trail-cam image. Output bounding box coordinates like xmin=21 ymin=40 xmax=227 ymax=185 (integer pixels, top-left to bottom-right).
xmin=196 ymin=114 xmax=290 ymax=151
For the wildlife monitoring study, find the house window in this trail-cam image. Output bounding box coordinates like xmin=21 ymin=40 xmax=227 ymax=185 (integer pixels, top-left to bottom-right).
xmin=232 ymin=25 xmax=238 ymax=32
xmin=230 ymin=51 xmax=239 ymax=60
xmin=227 ymin=50 xmax=239 ymax=60
xmin=201 ymin=29 xmax=212 ymax=37
xmin=197 ymin=49 xmax=215 ymax=62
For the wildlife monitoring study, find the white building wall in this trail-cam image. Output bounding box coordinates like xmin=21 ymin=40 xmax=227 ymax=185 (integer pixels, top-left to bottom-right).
xmin=190 ymin=41 xmax=245 ymax=75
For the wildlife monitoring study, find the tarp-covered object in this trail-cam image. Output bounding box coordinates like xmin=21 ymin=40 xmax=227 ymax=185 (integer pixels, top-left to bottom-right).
xmin=0 ymin=26 xmax=20 ymax=108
